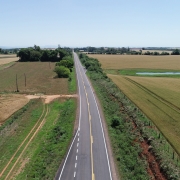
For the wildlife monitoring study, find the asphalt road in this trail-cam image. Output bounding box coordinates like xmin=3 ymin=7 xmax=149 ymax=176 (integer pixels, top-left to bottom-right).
xmin=56 ymin=52 xmax=112 ymax=180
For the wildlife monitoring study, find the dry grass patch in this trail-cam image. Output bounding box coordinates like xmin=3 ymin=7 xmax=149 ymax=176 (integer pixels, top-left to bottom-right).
xmin=88 ymin=54 xmax=180 ymax=70
xmin=0 ymin=94 xmax=29 ymax=125
xmin=0 ymin=62 xmax=69 ymax=94
xmin=0 ymin=58 xmax=18 ymax=65
xmin=108 ymin=74 xmax=180 ymax=155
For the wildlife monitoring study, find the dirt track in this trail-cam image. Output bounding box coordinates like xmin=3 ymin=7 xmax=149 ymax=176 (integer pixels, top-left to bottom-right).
xmin=26 ymin=94 xmax=78 ymax=104
xmin=0 ymin=104 xmax=48 ymax=179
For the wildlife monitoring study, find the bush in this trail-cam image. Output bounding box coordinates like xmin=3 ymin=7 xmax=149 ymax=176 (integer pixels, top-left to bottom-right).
xmin=54 ymin=66 xmax=70 ymax=78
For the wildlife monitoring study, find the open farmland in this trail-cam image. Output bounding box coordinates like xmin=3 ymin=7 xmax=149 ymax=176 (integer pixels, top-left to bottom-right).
xmin=108 ymin=74 xmax=180 ymax=155
xmin=88 ymin=54 xmax=180 ymax=70
xmin=0 ymin=54 xmax=18 ymax=65
xmin=0 ymin=62 xmax=69 ymax=94
xmin=88 ymin=54 xmax=180 ymax=155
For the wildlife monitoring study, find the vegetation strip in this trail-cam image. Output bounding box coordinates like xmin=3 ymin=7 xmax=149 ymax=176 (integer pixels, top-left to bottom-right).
xmin=0 ymin=101 xmax=45 ymax=178
xmin=4 ymin=104 xmax=49 ymax=180
xmin=79 ymin=53 xmax=180 ymax=179
xmin=15 ymin=99 xmax=76 ymax=179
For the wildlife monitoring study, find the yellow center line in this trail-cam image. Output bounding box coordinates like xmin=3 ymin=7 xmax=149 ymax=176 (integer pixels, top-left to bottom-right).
xmin=78 ymin=63 xmax=95 ymax=180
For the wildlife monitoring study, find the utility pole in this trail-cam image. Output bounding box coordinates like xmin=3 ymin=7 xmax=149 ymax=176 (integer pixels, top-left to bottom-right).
xmin=24 ymin=73 xmax=26 ymax=87
xmin=16 ymin=74 xmax=19 ymax=92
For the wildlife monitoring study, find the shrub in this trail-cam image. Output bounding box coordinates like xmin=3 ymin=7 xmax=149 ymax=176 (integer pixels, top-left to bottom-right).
xmin=54 ymin=66 xmax=70 ymax=78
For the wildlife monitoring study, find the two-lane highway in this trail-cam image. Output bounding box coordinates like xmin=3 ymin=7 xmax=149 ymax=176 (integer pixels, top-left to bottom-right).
xmin=56 ymin=52 xmax=112 ymax=180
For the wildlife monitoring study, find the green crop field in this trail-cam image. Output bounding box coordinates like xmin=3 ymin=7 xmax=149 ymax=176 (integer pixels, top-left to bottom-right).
xmin=0 ymin=62 xmax=69 ymax=94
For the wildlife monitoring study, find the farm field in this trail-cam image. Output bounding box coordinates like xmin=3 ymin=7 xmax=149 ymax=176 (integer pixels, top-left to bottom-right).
xmin=0 ymin=54 xmax=18 ymax=65
xmin=0 ymin=94 xmax=29 ymax=125
xmin=108 ymin=74 xmax=180 ymax=155
xmin=88 ymin=54 xmax=180 ymax=155
xmin=0 ymin=62 xmax=69 ymax=94
xmin=88 ymin=54 xmax=180 ymax=70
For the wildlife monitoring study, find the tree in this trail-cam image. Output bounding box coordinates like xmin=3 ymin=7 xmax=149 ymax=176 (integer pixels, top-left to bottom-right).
xmin=54 ymin=66 xmax=70 ymax=78
xmin=17 ymin=48 xmax=32 ymax=61
xmin=34 ymin=45 xmax=41 ymax=51
xmin=30 ymin=51 xmax=42 ymax=61
xmin=111 ymin=116 xmax=120 ymax=128
xmin=153 ymin=51 xmax=159 ymax=55
xmin=57 ymin=49 xmax=67 ymax=60
xmin=56 ymin=60 xmax=74 ymax=69
xmin=171 ymin=49 xmax=180 ymax=55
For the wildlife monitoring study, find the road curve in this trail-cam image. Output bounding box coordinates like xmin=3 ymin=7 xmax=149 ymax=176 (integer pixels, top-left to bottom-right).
xmin=56 ymin=52 xmax=112 ymax=180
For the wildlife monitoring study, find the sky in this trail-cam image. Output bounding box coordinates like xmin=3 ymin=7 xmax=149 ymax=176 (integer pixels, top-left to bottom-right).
xmin=1 ymin=0 xmax=180 ymax=48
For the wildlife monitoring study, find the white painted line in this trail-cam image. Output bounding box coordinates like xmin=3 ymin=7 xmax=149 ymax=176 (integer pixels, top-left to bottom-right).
xmin=76 ymin=155 xmax=77 ymax=160
xmin=78 ymin=138 xmax=79 ymax=142
xmin=58 ymin=53 xmax=82 ymax=180
xmin=74 ymin=171 xmax=76 ymax=177
xmin=77 ymin=149 xmax=78 ymax=153
xmin=77 ymin=143 xmax=79 ymax=147
xmin=75 ymin=163 xmax=77 ymax=168
xmin=77 ymin=54 xmax=113 ymax=180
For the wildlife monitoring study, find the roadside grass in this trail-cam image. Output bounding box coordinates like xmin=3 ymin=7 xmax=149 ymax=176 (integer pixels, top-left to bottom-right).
xmin=68 ymin=67 xmax=77 ymax=93
xmin=108 ymin=74 xmax=180 ymax=155
xmin=0 ymin=62 xmax=69 ymax=94
xmin=0 ymin=99 xmax=44 ymax=175
xmin=0 ymin=98 xmax=76 ymax=179
xmin=16 ymin=98 xmax=76 ymax=179
xmin=88 ymin=54 xmax=180 ymax=70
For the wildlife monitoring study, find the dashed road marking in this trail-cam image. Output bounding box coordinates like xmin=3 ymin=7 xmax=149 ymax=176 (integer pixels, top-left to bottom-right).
xmin=77 ymin=143 xmax=79 ymax=147
xmin=74 ymin=172 xmax=76 ymax=177
xmin=75 ymin=163 xmax=77 ymax=168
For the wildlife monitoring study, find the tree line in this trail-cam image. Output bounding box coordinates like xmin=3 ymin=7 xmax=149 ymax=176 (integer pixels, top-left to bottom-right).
xmin=75 ymin=47 xmax=180 ymax=55
xmin=17 ymin=45 xmax=72 ymax=62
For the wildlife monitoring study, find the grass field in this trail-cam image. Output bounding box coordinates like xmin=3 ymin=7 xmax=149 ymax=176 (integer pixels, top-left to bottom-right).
xmin=88 ymin=54 xmax=180 ymax=70
xmin=0 ymin=62 xmax=69 ymax=94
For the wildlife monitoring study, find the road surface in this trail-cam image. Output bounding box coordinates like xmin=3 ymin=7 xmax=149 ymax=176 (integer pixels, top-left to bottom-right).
xmin=56 ymin=52 xmax=112 ymax=180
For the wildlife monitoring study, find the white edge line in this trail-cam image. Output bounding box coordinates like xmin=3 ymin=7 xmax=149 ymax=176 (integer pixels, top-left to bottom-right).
xmin=76 ymin=53 xmax=113 ymax=180
xmin=58 ymin=52 xmax=82 ymax=180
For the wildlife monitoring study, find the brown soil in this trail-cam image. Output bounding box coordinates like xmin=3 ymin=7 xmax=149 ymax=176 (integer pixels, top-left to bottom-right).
xmin=141 ymin=141 xmax=166 ymax=180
